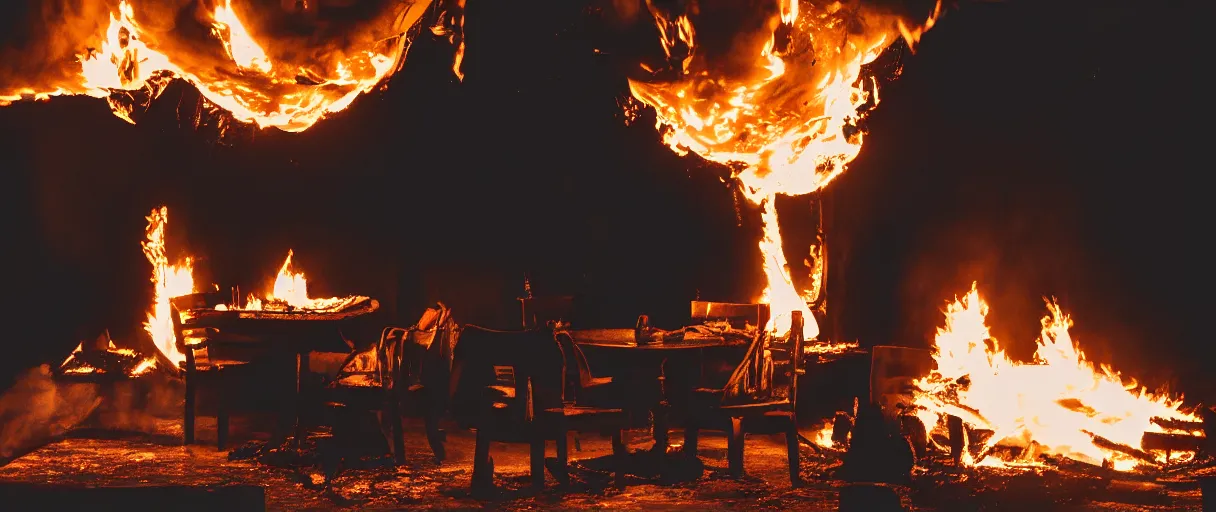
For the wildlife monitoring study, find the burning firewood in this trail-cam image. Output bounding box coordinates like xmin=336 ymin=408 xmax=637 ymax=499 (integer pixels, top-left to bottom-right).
xmin=57 ymin=331 xmax=158 ymax=379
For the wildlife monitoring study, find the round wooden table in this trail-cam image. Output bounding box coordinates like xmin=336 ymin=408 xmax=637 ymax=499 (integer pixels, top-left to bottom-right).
xmin=568 ymin=329 xmax=749 ymax=458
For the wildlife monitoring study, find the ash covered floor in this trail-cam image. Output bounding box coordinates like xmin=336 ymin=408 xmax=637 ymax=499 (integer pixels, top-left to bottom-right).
xmin=0 ymin=416 xmax=1205 ymax=511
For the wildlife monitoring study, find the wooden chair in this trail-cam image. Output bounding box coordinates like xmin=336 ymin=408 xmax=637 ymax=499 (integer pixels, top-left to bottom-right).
xmin=322 ymin=304 xmax=456 ymax=471
xmin=171 ymin=297 xmax=262 ymax=450
xmin=683 ymin=310 xmax=807 ymax=486
xmin=395 ymin=304 xmax=457 ymax=462
xmin=449 ymin=325 xmax=628 ymax=493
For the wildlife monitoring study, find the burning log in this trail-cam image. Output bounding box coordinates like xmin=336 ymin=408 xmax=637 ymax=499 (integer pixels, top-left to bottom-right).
xmin=899 ymin=415 xmax=927 ymax=460
xmin=948 ymin=415 xmax=966 ymax=465
xmin=1140 ymin=431 xmax=1204 ymax=464
xmin=1083 ymin=430 xmax=1160 ymax=467
xmin=1150 ymin=416 xmax=1204 ymax=433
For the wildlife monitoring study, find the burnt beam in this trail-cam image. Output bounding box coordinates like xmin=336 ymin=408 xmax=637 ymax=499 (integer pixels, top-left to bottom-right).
xmin=1151 ymin=416 xmax=1204 ymax=432
xmin=1141 ymin=432 xmax=1204 ymax=452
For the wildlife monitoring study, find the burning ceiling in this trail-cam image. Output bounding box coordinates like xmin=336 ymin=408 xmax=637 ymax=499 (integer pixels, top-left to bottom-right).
xmin=626 ymin=0 xmax=943 ymax=338
xmin=0 ymin=0 xmax=454 ymax=132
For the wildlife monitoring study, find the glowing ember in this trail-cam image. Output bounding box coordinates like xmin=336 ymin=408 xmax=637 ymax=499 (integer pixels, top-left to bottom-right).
xmin=240 ymin=250 xmax=366 ymax=312
xmin=141 ymin=206 xmax=195 ymax=367
xmin=808 ymin=418 xmax=837 ymax=449
xmin=0 ymin=0 xmax=439 ymax=132
xmin=912 ymin=283 xmax=1200 ymax=471
xmin=628 ymin=0 xmax=942 ymax=338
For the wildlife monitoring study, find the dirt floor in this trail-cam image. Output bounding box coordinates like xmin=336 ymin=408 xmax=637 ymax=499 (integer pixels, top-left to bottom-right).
xmin=0 ymin=414 xmax=1206 ymax=511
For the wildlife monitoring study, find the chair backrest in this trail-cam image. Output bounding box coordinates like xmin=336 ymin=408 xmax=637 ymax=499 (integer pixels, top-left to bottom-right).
xmin=399 ymin=304 xmax=457 ymax=393
xmin=552 ymin=330 xmax=597 ymax=404
xmin=448 ymin=325 xmax=565 ymax=425
xmin=720 ymin=310 xmax=804 ymax=409
xmin=690 ymin=301 xmax=771 ymax=332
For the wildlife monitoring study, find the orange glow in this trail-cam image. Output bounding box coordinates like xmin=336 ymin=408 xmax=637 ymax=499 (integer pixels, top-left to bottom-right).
xmin=912 ymin=283 xmax=1199 ymax=471
xmin=629 ymin=1 xmax=942 ymax=338
xmin=240 ymin=250 xmax=366 ymax=312
xmin=1 ymin=0 xmax=436 ymax=132
xmin=141 ymin=206 xmax=195 ymax=367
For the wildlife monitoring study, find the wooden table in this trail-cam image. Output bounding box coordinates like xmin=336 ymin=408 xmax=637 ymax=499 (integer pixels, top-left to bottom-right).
xmin=568 ymin=328 xmax=749 ymax=457
xmin=179 ymin=299 xmax=379 ymax=448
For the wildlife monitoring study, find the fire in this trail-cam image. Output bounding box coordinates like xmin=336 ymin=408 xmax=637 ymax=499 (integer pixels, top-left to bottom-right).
xmin=628 ymin=0 xmax=942 ymax=337
xmin=912 ymin=283 xmax=1200 ymax=470
xmin=0 ymin=0 xmax=438 ymax=132
xmin=141 ymin=206 xmax=195 ymax=367
xmin=240 ymin=250 xmax=365 ymax=312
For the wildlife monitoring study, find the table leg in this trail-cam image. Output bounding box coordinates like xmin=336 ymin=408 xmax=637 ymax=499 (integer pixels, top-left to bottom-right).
xmin=294 ymin=351 xmax=308 ymax=450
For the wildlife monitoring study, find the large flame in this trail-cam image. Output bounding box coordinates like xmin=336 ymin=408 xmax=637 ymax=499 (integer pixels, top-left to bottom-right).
xmin=0 ymin=0 xmax=437 ymax=132
xmin=241 ymin=249 xmax=365 ymax=312
xmin=140 ymin=206 xmax=195 ymax=367
xmin=628 ymin=0 xmax=942 ymax=337
xmin=912 ymin=283 xmax=1199 ymax=471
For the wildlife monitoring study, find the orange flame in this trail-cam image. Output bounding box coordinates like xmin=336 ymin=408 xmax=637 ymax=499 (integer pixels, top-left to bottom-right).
xmin=141 ymin=206 xmax=194 ymax=367
xmin=1 ymin=0 xmax=436 ymax=132
xmin=241 ymin=249 xmax=365 ymax=312
xmin=629 ymin=1 xmax=942 ymax=338
xmin=912 ymin=283 xmax=1199 ymax=471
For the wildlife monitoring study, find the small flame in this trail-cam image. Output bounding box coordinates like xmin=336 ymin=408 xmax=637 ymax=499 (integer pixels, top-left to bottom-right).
xmin=141 ymin=207 xmax=194 ymax=367
xmin=1 ymin=0 xmax=438 ymax=132
xmin=809 ymin=418 xmax=837 ymax=449
xmin=239 ymin=250 xmax=363 ymax=312
xmin=912 ymin=283 xmax=1199 ymax=470
xmin=629 ymin=1 xmax=943 ymax=338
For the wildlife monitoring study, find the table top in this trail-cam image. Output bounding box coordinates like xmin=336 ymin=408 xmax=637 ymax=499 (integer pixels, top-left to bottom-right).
xmin=568 ymin=328 xmax=747 ymax=350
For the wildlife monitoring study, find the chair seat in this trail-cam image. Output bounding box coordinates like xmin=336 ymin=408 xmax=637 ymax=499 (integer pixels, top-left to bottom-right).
xmin=543 ymin=405 xmax=624 ymax=416
xmin=718 ymin=399 xmax=792 ymax=413
xmin=586 ymin=376 xmax=613 ymax=387
xmin=194 ymin=359 xmax=252 ymax=371
xmin=486 ymin=385 xmax=516 ymax=400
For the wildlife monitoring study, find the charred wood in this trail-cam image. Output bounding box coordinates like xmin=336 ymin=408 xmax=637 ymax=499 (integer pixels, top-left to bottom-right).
xmin=1141 ymin=432 xmax=1204 ymax=452
xmin=1150 ymin=416 xmax=1204 ymax=432
xmin=1083 ymin=430 xmax=1160 ymax=466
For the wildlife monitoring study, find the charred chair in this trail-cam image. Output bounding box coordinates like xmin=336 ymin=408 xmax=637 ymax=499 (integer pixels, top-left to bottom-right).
xmin=683 ymin=310 xmax=808 ymax=486
xmin=171 ymin=294 xmax=263 ymax=450
xmin=449 ymin=325 xmax=627 ymax=493
xmin=395 ymin=304 xmax=457 ymax=462
xmin=321 ymin=304 xmax=455 ymax=475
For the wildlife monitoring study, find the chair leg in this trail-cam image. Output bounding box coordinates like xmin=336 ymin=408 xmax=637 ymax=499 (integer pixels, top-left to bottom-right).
xmin=652 ymin=404 xmax=670 ymax=454
xmin=424 ymin=407 xmax=445 ymax=463
xmin=728 ymin=417 xmax=745 ymax=478
xmin=530 ymin=435 xmax=546 ymax=492
xmin=217 ymin=397 xmax=229 ymax=451
xmin=555 ymin=423 xmax=570 ymax=486
xmin=785 ymin=419 xmax=803 ymax=487
xmin=472 ymin=427 xmax=493 ymax=492
xmin=611 ymin=429 xmax=627 ymax=490
xmin=183 ymin=366 xmax=196 ymax=445
xmin=683 ymin=417 xmax=699 ymax=460
xmin=389 ymin=399 xmax=405 ymax=466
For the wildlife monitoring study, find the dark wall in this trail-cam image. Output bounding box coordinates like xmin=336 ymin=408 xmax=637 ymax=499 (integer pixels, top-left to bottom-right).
xmin=1 ymin=0 xmax=1211 ymax=400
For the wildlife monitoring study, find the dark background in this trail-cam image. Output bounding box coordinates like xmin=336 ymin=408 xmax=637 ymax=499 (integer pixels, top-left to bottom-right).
xmin=0 ymin=0 xmax=1210 ymax=401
